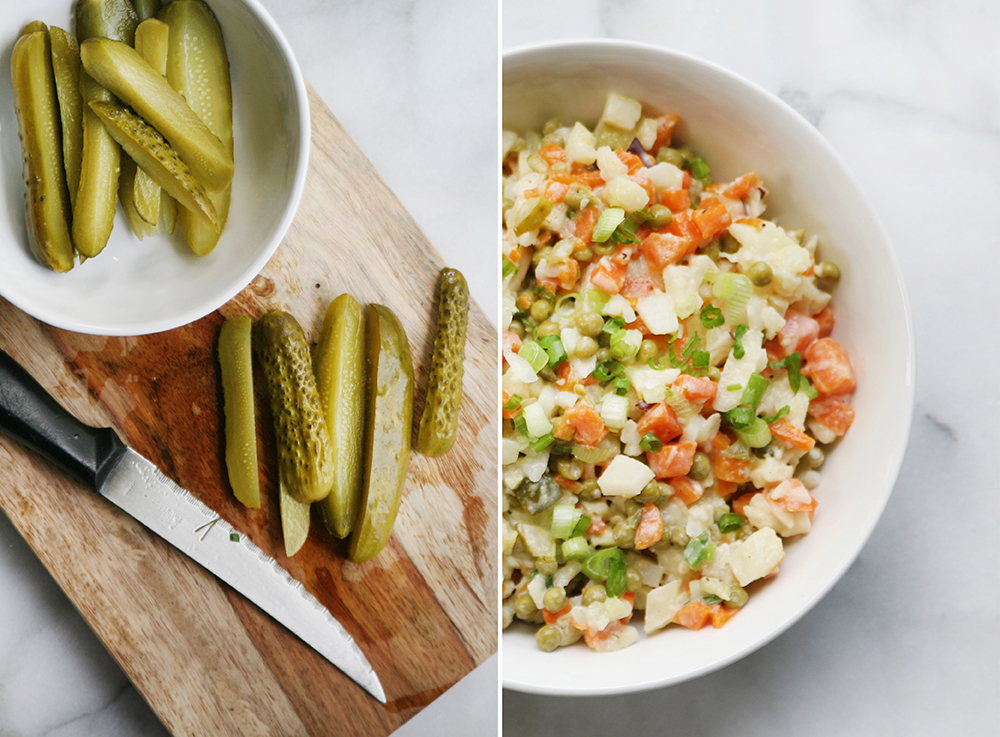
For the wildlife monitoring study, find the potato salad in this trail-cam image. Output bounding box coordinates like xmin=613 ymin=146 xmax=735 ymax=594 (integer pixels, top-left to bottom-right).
xmin=501 ymin=93 xmax=857 ymax=653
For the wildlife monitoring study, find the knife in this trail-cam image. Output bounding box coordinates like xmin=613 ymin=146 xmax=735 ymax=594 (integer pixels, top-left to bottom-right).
xmin=0 ymin=347 xmax=385 ymax=703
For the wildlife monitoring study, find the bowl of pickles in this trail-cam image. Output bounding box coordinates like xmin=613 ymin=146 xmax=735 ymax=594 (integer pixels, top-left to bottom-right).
xmin=0 ymin=0 xmax=309 ymax=335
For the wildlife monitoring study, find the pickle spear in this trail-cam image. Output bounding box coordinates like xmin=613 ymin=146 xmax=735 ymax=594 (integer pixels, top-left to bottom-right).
xmin=19 ymin=21 xmax=48 ymax=37
xmin=88 ymin=100 xmax=217 ymax=227
xmin=80 ymin=37 xmax=233 ymax=190
xmin=118 ymin=156 xmax=156 ymax=239
xmin=119 ymin=18 xmax=170 ymax=232
xmin=314 ymin=294 xmax=365 ymax=539
xmin=219 ymin=315 xmax=259 ymax=509
xmin=159 ymin=0 xmax=233 ymax=256
xmin=349 ymin=305 xmax=414 ymax=564
xmin=74 ymin=0 xmax=136 ymax=259
xmin=416 ymin=268 xmax=469 ymax=456
xmin=133 ymin=0 xmax=163 ymax=22
xmin=49 ymin=27 xmax=83 ymax=210
xmin=11 ymin=31 xmax=74 ymax=273
xmin=279 ymin=481 xmax=311 ymax=557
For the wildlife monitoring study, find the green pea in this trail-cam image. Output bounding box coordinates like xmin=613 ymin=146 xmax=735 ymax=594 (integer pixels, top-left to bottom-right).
xmin=595 ymin=347 xmax=612 ymax=363
xmin=575 ymin=311 xmax=605 ymax=337
xmin=538 ymin=366 xmax=557 ymax=382
xmin=702 ymin=241 xmax=721 ymax=262
xmin=689 ymin=452 xmax=711 ymax=481
xmin=564 ymin=186 xmax=593 ymax=211
xmin=613 ymin=521 xmax=637 ymax=549
xmin=573 ymin=247 xmax=594 ymax=262
xmin=656 ymin=147 xmax=685 ymax=168
xmin=532 ymin=245 xmax=553 ymax=267
xmin=815 ymin=261 xmax=841 ymax=285
xmin=527 ymin=152 xmax=548 ymax=173
xmin=535 ymin=624 xmax=562 ymax=652
xmin=517 ymin=289 xmax=534 ymax=309
xmin=636 ymin=339 xmax=658 ymax=364
xmin=574 ymin=336 xmax=599 ymax=358
xmin=805 ymin=446 xmax=825 ymax=468
xmin=514 ymin=593 xmax=537 ymax=620
xmin=555 ymin=457 xmax=582 ymax=481
xmin=724 ymin=586 xmax=749 ymax=609
xmin=530 ymin=299 xmax=553 ymax=322
xmin=636 ymin=479 xmax=662 ymax=504
xmin=578 ymin=478 xmax=602 ymax=501
xmin=720 ymin=233 xmax=741 ymax=254
xmin=593 ymin=241 xmax=617 ymax=256
xmin=747 ymin=261 xmax=773 ymax=287
xmin=508 ymin=320 xmax=526 ymax=339
xmin=626 ymin=567 xmax=643 ymax=593
xmin=543 ymin=587 xmax=567 ymax=613
xmin=669 ymin=526 xmax=690 ymax=547
xmin=708 ymin=366 xmax=722 ymax=382
xmin=582 ymin=583 xmax=607 ymax=606
xmin=536 ymin=320 xmax=560 ymax=338
xmin=647 ymin=204 xmax=673 ymax=229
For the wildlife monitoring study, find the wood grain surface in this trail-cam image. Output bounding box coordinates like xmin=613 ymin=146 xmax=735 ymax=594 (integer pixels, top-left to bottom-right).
xmin=0 ymin=84 xmax=498 ymax=737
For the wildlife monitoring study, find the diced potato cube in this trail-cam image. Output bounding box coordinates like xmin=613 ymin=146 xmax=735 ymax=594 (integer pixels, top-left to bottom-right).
xmin=565 ymin=122 xmax=598 ymax=165
xmin=603 ymin=176 xmax=650 ymax=212
xmin=636 ymin=291 xmax=679 ymax=335
xmin=601 ymin=92 xmax=643 ymax=131
xmin=644 ymin=579 xmax=683 ymax=634
xmin=597 ymin=454 xmax=655 ymax=498
xmin=727 ymin=527 xmax=785 ymax=586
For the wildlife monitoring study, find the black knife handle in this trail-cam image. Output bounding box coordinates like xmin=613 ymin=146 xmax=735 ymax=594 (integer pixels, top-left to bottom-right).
xmin=0 ymin=347 xmax=126 ymax=491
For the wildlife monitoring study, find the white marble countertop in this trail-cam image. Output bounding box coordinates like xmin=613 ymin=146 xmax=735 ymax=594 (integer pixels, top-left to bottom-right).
xmin=502 ymin=0 xmax=998 ymax=735
xmin=0 ymin=0 xmax=498 ymax=735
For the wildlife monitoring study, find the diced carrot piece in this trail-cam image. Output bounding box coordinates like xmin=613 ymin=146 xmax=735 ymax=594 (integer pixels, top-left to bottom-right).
xmin=573 ymin=168 xmax=605 ymax=190
xmin=709 ymin=604 xmax=738 ymax=628
xmin=674 ymin=601 xmax=713 ymax=630
xmin=692 ymin=196 xmax=732 ymax=240
xmin=808 ymin=394 xmax=855 ymax=436
xmin=721 ymin=172 xmax=760 ymax=200
xmin=769 ymin=418 xmax=816 ymax=451
xmin=623 ymin=315 xmax=654 ymax=335
xmin=715 ymin=480 xmax=739 ymax=498
xmin=707 ymin=432 xmax=752 ymax=484
xmin=732 ymin=491 xmax=758 ymax=517
xmin=543 ymin=258 xmax=581 ymax=293
xmin=590 ymin=256 xmax=628 ymax=294
xmin=544 ymin=179 xmax=569 ymax=203
xmin=552 ymin=474 xmax=582 ymax=494
xmin=647 ymin=441 xmax=697 ymax=479
xmin=550 ymin=171 xmax=575 ymax=185
xmin=621 ymin=276 xmax=657 ymax=301
xmin=636 ymin=403 xmax=683 ymax=444
xmin=573 ymin=206 xmax=601 ymax=244
xmin=771 ymin=478 xmax=818 ymax=514
xmin=673 ymin=374 xmax=718 ymax=404
xmin=682 ymin=171 xmax=692 ymax=189
xmin=775 ymin=308 xmax=820 ymax=358
xmin=667 ymin=211 xmax=705 ymax=254
xmin=814 ymin=306 xmax=835 ymax=338
xmin=537 ymin=141 xmax=567 ymax=165
xmin=543 ymin=602 xmax=571 ymax=625
xmin=634 ymin=502 xmax=664 ymax=550
xmin=582 ymin=619 xmax=624 ymax=648
xmin=658 ymin=187 xmax=691 ymax=213
xmin=502 ymin=390 xmax=518 ymax=420
xmin=615 ymin=148 xmax=644 ymax=175
xmin=802 ymin=338 xmax=856 ymax=395
xmin=587 ymin=516 xmax=607 ymax=536
xmin=669 ymin=476 xmax=704 ymax=505
xmin=652 ymin=113 xmax=679 ymax=151
xmin=553 ymin=401 xmax=609 ymax=446
xmin=522 ymin=187 xmax=539 ymax=199
xmin=504 ymin=330 xmax=523 ymax=353
xmin=639 ymin=231 xmax=688 ymax=270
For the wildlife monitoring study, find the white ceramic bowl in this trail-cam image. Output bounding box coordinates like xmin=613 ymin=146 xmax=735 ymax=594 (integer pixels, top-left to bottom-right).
xmin=0 ymin=0 xmax=309 ymax=335
xmin=503 ymin=40 xmax=915 ymax=696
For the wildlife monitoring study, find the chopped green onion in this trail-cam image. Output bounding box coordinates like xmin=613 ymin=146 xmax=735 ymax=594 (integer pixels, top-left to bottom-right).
xmin=551 ymin=503 xmax=585 ymax=540
xmin=602 ymin=316 xmax=626 ymax=335
xmin=229 ymin=532 xmax=239 ymax=542
xmin=718 ymin=512 xmax=743 ymax=533
xmin=723 ymin=406 xmax=755 ymax=430
xmin=639 ymin=433 xmax=663 ymax=453
xmin=587 ymin=289 xmax=611 ymax=313
xmin=648 ymin=355 xmax=668 ymax=370
xmin=727 ymin=384 xmax=742 ymax=392
xmin=681 ymin=334 xmax=701 ymax=360
xmin=571 ymin=443 xmax=615 ymax=464
xmin=518 ymin=340 xmax=549 ymax=372
xmin=610 ymin=209 xmax=650 ymax=245
xmin=741 ymin=373 xmax=770 ymax=412
xmin=733 ymin=324 xmax=748 ymax=359
xmin=502 ymin=254 xmax=517 ymax=279
xmin=734 ymin=416 xmax=771 ymax=448
xmin=513 ymin=415 xmax=529 ymax=437
xmin=684 ymin=532 xmax=715 ymax=569
xmin=581 ymin=547 xmax=627 ymax=583
xmin=688 ymin=157 xmax=712 ymax=186
xmin=571 ymin=514 xmax=591 ymax=537
xmin=611 ymin=373 xmax=632 ymax=396
xmin=690 ymin=350 xmax=710 ymax=376
xmin=802 ymin=376 xmax=819 ymax=400
xmin=699 ymin=303 xmax=725 ymax=329
xmin=561 ymin=536 xmax=591 ymax=561
xmin=605 ymin=555 xmax=628 ymax=598
xmin=713 ymin=273 xmax=753 ymax=321
xmin=592 ymin=359 xmax=625 ymax=382
xmin=530 ymin=433 xmax=555 ymax=452
xmin=664 ymin=389 xmax=697 ymax=421
xmin=593 ymin=208 xmax=626 ymax=242
xmin=609 ymin=330 xmax=641 ymax=362
xmin=702 ymin=594 xmax=723 ymax=606
xmin=770 ymin=352 xmax=803 ymax=393
xmin=538 ymin=334 xmax=568 ymax=367
xmin=762 ymin=405 xmax=791 ymax=423
xmin=503 ymin=394 xmax=523 ymax=411
xmin=553 ymin=293 xmax=580 ymax=318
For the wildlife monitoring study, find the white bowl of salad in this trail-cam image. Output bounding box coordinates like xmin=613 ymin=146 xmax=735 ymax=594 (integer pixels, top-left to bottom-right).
xmin=501 ymin=40 xmax=914 ymax=696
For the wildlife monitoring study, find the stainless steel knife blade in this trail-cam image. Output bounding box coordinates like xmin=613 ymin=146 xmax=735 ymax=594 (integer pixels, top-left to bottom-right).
xmin=0 ymin=347 xmax=384 ymax=703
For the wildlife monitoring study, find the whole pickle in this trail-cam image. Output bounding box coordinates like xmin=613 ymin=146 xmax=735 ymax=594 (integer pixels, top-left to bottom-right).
xmin=416 ymin=268 xmax=469 ymax=456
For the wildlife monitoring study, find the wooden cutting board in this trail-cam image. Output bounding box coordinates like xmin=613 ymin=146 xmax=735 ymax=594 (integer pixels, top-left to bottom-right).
xmin=0 ymin=84 xmax=497 ymax=737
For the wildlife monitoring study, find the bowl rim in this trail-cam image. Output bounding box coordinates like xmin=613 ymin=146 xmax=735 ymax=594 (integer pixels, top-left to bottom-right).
xmin=502 ymin=38 xmax=916 ymax=696
xmin=0 ymin=0 xmax=311 ymax=337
